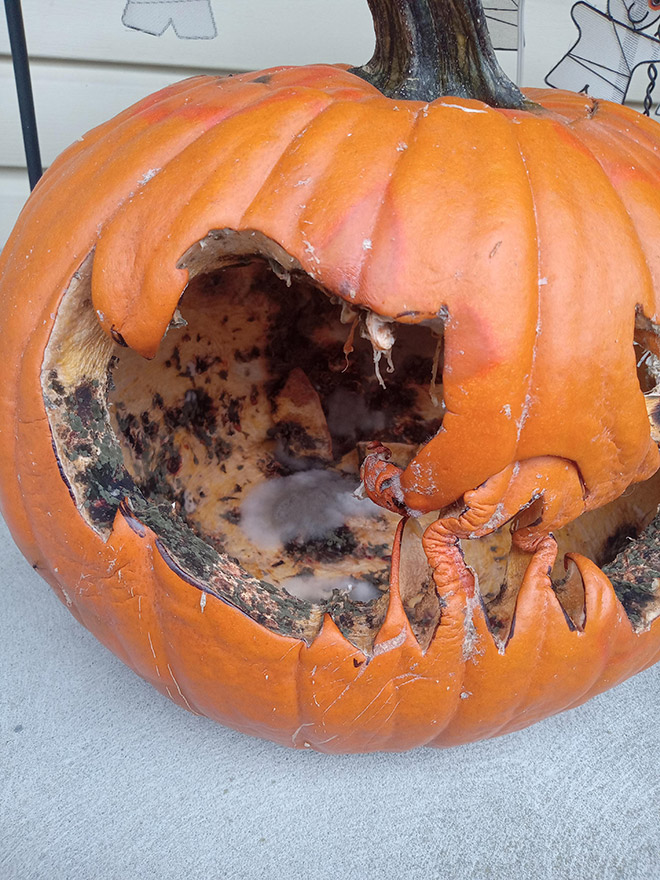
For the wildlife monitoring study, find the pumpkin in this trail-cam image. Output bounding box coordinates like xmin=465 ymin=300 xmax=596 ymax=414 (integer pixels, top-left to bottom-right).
xmin=2 ymin=0 xmax=660 ymax=754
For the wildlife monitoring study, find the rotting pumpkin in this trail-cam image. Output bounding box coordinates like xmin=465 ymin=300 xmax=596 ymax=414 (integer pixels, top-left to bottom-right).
xmin=3 ymin=0 xmax=660 ymax=753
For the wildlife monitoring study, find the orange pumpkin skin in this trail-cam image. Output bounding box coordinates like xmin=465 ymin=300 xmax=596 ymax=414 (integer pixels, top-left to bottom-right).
xmin=2 ymin=65 xmax=660 ymax=753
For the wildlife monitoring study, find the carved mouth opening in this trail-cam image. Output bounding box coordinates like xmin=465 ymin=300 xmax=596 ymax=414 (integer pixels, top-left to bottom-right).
xmin=42 ymin=241 xmax=444 ymax=653
xmin=42 ymin=232 xmax=660 ymax=654
xmin=109 ymin=258 xmax=446 ymax=642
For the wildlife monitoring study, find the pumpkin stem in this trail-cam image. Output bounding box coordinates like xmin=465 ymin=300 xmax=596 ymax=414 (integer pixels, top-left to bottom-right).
xmin=350 ymin=0 xmax=526 ymax=109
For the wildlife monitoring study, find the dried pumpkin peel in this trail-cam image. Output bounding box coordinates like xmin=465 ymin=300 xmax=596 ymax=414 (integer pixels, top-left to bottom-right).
xmin=2 ymin=0 xmax=660 ymax=752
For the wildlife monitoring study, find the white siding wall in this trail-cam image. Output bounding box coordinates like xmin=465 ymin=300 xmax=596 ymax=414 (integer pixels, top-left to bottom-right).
xmin=1 ymin=0 xmax=657 ymax=244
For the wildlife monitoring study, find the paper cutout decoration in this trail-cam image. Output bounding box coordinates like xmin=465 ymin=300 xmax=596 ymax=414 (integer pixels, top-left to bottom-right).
xmin=483 ymin=1 xmax=522 ymax=51
xmin=123 ymin=0 xmax=217 ymax=39
xmin=122 ymin=1 xmax=521 ymax=50
xmin=546 ymin=1 xmax=660 ymax=104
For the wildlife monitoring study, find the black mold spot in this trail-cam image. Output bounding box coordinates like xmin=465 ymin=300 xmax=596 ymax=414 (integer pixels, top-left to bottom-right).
xmin=165 ymin=346 xmax=182 ymax=371
xmin=214 ymin=437 xmax=232 ymax=462
xmin=224 ymin=396 xmax=243 ymax=432
xmin=285 ymin=526 xmax=358 ymax=564
xmin=361 ymin=568 xmax=390 ymax=587
xmin=117 ymin=412 xmax=144 ymax=457
xmin=269 ymin=421 xmax=319 ymax=453
xmin=163 ymin=388 xmax=218 ymax=448
xmin=74 ymin=384 xmax=96 ymax=419
xmin=234 ymin=346 xmax=261 ymax=363
xmin=166 ymin=449 xmax=182 ymax=475
xmin=222 ymin=508 xmax=242 ymax=525
xmin=604 ymin=515 xmax=660 ymax=630
xmin=48 ymin=370 xmax=65 ymax=397
xmin=194 ymin=355 xmax=220 ymax=374
xmin=598 ymin=522 xmax=639 ymax=568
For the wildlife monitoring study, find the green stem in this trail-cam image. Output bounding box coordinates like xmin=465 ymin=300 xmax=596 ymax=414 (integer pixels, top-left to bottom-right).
xmin=350 ymin=0 xmax=525 ymax=109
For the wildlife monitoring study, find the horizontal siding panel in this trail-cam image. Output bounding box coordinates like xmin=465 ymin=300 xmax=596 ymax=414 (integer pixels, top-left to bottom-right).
xmin=0 ymin=0 xmax=376 ymax=72
xmin=2 ymin=1 xmax=654 ymax=100
xmin=0 ymin=1 xmax=522 ymax=79
xmin=522 ymin=0 xmax=578 ymax=87
xmin=4 ymin=1 xmax=659 ymax=92
xmin=0 ymin=168 xmax=30 ymax=247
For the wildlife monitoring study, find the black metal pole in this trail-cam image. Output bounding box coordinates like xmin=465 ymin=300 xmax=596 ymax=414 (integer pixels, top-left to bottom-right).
xmin=4 ymin=0 xmax=43 ymax=189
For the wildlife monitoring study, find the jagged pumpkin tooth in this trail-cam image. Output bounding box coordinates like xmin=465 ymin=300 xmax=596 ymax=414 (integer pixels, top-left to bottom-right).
xmin=373 ymin=519 xmax=419 ymax=652
xmin=497 ymin=545 xmax=606 ymax=728
xmin=300 ymin=609 xmax=463 ymax=754
xmin=566 ymin=555 xmax=660 ymax=697
xmin=296 ymin=613 xmax=371 ymax=751
xmin=149 ymin=541 xmax=307 ymax=740
xmin=425 ymin=590 xmax=503 ymax=749
xmin=425 ymin=546 xmax=564 ymax=747
xmin=490 ymin=546 xmax=654 ymax=738
xmin=436 ymin=540 xmax=609 ymax=745
xmin=103 ymin=508 xmax=187 ymax=701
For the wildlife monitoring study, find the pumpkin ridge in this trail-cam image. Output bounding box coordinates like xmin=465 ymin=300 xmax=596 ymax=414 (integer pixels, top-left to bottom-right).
xmin=236 ymin=98 xmax=354 ymax=230
xmin=570 ymin=98 xmax=660 ymax=182
xmin=510 ymin=126 xmax=542 ymax=460
xmin=242 ymin=100 xmax=383 ymax=251
xmin=94 ymin=89 xmax=342 ymax=355
xmin=147 ymin=545 xmax=210 ymax=718
xmin=354 ymin=103 xmax=427 ymax=302
xmin=589 ymin=94 xmax=660 ymax=145
xmin=561 ymin=115 xmax=660 ymax=322
xmin=552 ymin=114 xmax=658 ymax=320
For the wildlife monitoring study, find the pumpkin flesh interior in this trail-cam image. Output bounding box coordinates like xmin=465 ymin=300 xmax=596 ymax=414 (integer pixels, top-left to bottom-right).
xmin=42 ymin=245 xmax=660 ymax=653
xmin=109 ymin=261 xmax=447 ymax=646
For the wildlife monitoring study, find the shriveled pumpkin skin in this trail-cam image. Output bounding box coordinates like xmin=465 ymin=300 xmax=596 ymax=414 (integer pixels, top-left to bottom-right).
xmin=2 ymin=66 xmax=660 ymax=752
